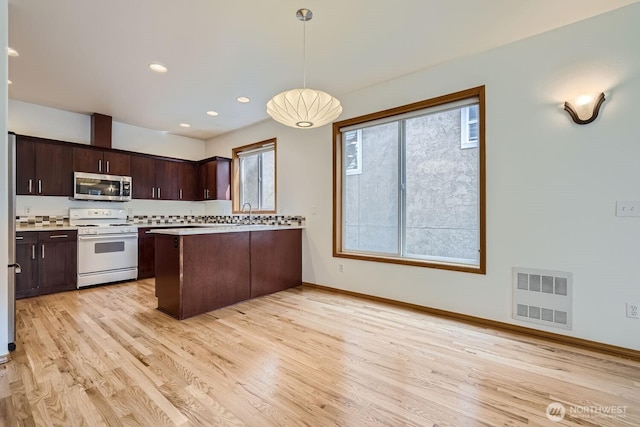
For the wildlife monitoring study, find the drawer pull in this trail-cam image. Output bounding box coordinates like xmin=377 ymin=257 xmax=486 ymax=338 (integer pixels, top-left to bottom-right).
xmin=16 ymin=236 xmax=24 ymax=240
xmin=49 ymin=234 xmax=69 ymax=239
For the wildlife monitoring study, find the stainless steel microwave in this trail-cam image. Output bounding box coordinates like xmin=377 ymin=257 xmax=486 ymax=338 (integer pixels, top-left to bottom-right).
xmin=73 ymin=172 xmax=132 ymax=202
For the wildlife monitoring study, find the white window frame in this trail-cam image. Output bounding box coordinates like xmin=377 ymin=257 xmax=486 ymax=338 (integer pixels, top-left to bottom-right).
xmin=461 ymin=105 xmax=479 ymax=149
xmin=345 ymin=129 xmax=363 ymax=176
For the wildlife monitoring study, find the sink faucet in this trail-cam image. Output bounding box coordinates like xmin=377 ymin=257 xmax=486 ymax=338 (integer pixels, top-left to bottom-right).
xmin=241 ymin=202 xmax=253 ymax=225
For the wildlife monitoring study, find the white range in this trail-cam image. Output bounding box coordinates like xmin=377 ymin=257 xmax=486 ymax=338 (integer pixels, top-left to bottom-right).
xmin=69 ymin=208 xmax=138 ymax=288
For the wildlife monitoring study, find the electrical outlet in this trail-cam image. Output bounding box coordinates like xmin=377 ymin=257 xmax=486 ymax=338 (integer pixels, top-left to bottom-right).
xmin=338 ymin=263 xmax=344 ymax=273
xmin=24 ymin=206 xmax=31 ymax=214
xmin=616 ymin=201 xmax=640 ymax=217
xmin=627 ymin=303 xmax=639 ymax=319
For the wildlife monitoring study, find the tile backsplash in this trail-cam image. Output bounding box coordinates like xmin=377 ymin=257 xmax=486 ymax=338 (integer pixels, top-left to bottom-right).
xmin=16 ymin=214 xmax=305 ymax=227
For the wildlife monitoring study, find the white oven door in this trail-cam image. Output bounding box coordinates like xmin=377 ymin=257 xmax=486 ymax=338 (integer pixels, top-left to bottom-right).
xmin=78 ymin=233 xmax=138 ymax=276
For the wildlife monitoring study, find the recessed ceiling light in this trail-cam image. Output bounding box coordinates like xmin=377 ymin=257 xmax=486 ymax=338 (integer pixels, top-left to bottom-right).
xmin=206 ymin=110 xmax=219 ymax=117
xmin=149 ymin=63 xmax=168 ymax=73
xmin=179 ymin=123 xmax=191 ymax=128
xmin=7 ymin=47 xmax=19 ymax=57
xmin=236 ymin=96 xmax=250 ymax=103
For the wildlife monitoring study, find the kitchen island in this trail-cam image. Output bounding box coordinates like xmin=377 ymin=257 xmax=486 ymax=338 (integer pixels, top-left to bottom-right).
xmin=152 ymin=225 xmax=303 ymax=319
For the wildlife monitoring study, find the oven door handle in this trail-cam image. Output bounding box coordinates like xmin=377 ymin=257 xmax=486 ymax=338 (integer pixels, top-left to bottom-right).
xmin=78 ymin=234 xmax=139 ymax=241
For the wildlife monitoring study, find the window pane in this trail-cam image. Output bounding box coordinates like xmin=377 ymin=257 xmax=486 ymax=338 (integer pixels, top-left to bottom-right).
xmin=260 ymin=150 xmax=275 ymax=210
xmin=240 ymin=155 xmax=259 ymax=207
xmin=468 ymin=104 xmax=478 ymax=121
xmin=343 ymin=122 xmax=399 ymax=254
xmin=405 ymin=107 xmax=479 ymax=264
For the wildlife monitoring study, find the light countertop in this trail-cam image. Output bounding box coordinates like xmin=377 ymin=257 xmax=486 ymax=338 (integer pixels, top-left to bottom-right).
xmin=150 ymin=224 xmax=305 ymax=235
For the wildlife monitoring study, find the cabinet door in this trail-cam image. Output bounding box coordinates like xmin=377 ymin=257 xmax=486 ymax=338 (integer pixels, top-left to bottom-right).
xmin=155 ymin=159 xmax=180 ymax=200
xmin=35 ymin=143 xmax=73 ymax=196
xmin=178 ymin=162 xmax=197 ymax=201
xmin=199 ymin=159 xmax=231 ymax=200
xmin=214 ymin=158 xmax=231 ymax=200
xmin=104 ymin=151 xmax=131 ymax=176
xmin=199 ymin=160 xmax=218 ymax=200
xmin=16 ymin=138 xmax=36 ymax=195
xmin=138 ymin=228 xmax=155 ymax=280
xmin=73 ymin=146 xmax=104 ymax=174
xmin=15 ymin=234 xmax=39 ymax=299
xmin=38 ymin=236 xmax=77 ymax=294
xmin=249 ymin=230 xmax=302 ymax=298
xmin=131 ymin=155 xmax=156 ymax=199
xmin=197 ymin=162 xmax=209 ymax=200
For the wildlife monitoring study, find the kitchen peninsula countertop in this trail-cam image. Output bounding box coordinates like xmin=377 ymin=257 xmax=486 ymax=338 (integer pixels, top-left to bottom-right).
xmin=150 ymin=224 xmax=305 ymax=235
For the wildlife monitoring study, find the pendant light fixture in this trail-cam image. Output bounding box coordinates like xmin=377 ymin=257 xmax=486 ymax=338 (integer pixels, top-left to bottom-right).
xmin=267 ymin=9 xmax=342 ymax=129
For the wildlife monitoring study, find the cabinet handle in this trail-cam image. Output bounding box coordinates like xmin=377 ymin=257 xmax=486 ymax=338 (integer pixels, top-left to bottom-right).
xmin=41 ymin=244 xmax=45 ymax=259
xmin=16 ymin=236 xmax=24 ymax=240
xmin=32 ymin=244 xmax=36 ymax=260
xmin=38 ymin=180 xmax=42 ymax=194
xmin=106 ymin=160 xmax=110 ymax=173
xmin=49 ymin=234 xmax=68 ymax=239
xmin=207 ymin=189 xmax=210 ymax=199
xmin=179 ymin=189 xmax=183 ymax=200
xmin=152 ymin=187 xmax=155 ymax=198
xmin=158 ymin=188 xmax=161 ymax=199
xmin=98 ymin=159 xmax=103 ymax=172
xmin=28 ymin=179 xmax=33 ymax=193
xmin=145 ymin=230 xmax=153 ymax=234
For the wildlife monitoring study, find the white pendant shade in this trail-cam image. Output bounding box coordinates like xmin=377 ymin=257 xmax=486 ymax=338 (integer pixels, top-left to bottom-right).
xmin=267 ymin=88 xmax=342 ymax=129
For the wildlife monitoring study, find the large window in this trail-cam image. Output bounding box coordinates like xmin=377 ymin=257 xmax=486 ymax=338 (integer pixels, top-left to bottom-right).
xmin=333 ymin=86 xmax=485 ymax=273
xmin=232 ymin=139 xmax=276 ymax=213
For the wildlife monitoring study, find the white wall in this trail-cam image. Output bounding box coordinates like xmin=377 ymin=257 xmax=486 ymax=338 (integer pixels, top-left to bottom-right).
xmin=1 ymin=0 xmax=10 ymax=360
xmin=9 ymin=100 xmax=208 ymax=217
xmin=9 ymin=100 xmax=206 ymax=160
xmin=205 ymin=4 xmax=640 ymax=351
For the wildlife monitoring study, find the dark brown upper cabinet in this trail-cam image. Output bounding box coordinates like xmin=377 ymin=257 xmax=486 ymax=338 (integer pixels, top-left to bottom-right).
xmin=73 ymin=146 xmax=131 ymax=176
xmin=131 ymin=155 xmax=187 ymax=200
xmin=198 ymin=157 xmax=231 ymax=201
xmin=16 ymin=135 xmax=73 ymax=196
xmin=178 ymin=162 xmax=197 ymax=201
xmin=131 ymin=155 xmax=156 ymax=200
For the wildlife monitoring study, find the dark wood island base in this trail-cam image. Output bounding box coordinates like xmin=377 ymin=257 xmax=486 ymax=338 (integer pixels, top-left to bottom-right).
xmin=154 ymin=228 xmax=302 ymax=319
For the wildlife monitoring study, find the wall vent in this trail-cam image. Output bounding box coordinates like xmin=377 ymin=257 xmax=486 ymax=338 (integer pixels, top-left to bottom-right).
xmin=513 ymin=268 xmax=573 ymax=330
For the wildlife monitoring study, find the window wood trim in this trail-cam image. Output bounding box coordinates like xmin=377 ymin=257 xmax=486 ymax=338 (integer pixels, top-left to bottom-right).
xmin=332 ymin=86 xmax=486 ymax=274
xmin=232 ymin=138 xmax=277 ymax=214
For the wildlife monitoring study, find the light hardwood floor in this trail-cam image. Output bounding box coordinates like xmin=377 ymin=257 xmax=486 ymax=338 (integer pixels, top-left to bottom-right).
xmin=1 ymin=280 xmax=639 ymax=426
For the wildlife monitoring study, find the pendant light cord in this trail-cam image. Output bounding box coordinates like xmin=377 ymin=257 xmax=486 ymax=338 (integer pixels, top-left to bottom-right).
xmin=302 ymin=18 xmax=307 ymax=89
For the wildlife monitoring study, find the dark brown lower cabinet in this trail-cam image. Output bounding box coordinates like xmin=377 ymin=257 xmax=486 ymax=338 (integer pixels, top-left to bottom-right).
xmin=250 ymin=229 xmax=302 ymax=298
xmin=156 ymin=232 xmax=251 ymax=319
xmin=155 ymin=229 xmax=302 ymax=320
xmin=137 ymin=228 xmax=155 ymax=280
xmin=15 ymin=231 xmax=77 ymax=299
xmin=15 ymin=233 xmax=38 ymax=299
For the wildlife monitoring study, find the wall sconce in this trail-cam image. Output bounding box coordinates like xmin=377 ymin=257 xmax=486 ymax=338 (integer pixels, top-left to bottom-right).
xmin=564 ymin=92 xmax=605 ymax=125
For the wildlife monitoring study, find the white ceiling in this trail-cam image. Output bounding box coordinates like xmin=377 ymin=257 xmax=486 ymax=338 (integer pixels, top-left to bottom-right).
xmin=7 ymin=0 xmax=638 ymax=140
